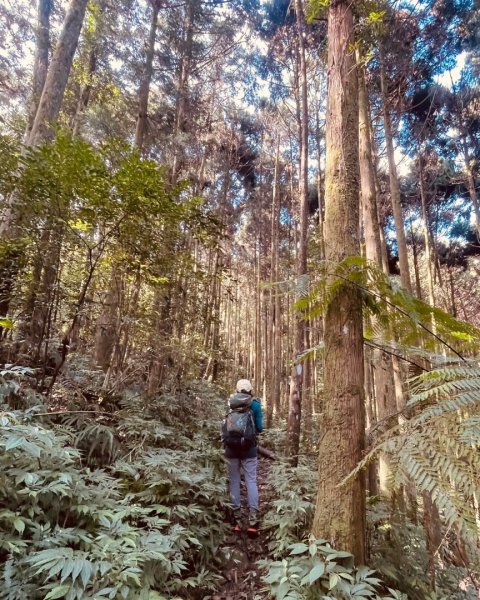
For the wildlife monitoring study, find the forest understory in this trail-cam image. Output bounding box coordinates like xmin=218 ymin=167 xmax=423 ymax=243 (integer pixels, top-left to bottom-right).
xmin=1 ymin=0 xmax=480 ymax=598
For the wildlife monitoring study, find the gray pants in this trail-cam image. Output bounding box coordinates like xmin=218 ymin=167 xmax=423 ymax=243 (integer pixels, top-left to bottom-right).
xmin=227 ymin=457 xmax=259 ymax=511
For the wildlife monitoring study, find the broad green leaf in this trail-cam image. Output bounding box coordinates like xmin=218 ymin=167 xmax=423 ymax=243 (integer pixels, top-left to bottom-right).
xmin=44 ymin=585 xmax=71 ymax=599
xmin=13 ymin=518 xmax=25 ymax=534
xmin=289 ymin=543 xmax=309 ymax=555
xmin=309 ymin=562 xmax=325 ymax=584
xmin=329 ymin=573 xmax=339 ymax=590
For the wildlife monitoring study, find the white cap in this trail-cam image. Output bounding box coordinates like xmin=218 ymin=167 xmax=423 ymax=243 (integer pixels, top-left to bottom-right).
xmin=236 ymin=378 xmax=252 ymax=393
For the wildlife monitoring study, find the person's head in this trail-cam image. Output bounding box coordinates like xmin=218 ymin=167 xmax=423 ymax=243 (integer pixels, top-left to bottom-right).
xmin=236 ymin=378 xmax=252 ymax=395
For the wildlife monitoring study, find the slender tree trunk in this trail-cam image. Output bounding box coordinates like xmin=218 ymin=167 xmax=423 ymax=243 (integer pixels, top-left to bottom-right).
xmin=315 ymin=107 xmax=325 ymax=259
xmin=268 ymin=139 xmax=281 ymax=427
xmin=358 ymin=55 xmax=382 ymax=265
xmin=28 ymin=0 xmax=89 ymax=146
xmin=409 ymin=219 xmax=422 ymax=298
xmin=171 ymin=0 xmax=195 ymax=179
xmin=95 ymin=267 xmax=122 ymax=370
xmin=0 ymin=0 xmax=88 ymax=327
xmin=358 ymin=51 xmax=396 ymax=497
xmin=26 ymin=0 xmax=52 ymax=138
xmin=134 ymin=0 xmax=161 ymax=152
xmin=312 ymin=0 xmax=365 ymax=562
xmin=287 ymin=0 xmax=309 ymax=465
xmin=379 ymin=43 xmax=411 ymax=292
xmin=418 ymin=155 xmax=435 ymax=307
xmin=31 ymin=223 xmax=64 ymax=358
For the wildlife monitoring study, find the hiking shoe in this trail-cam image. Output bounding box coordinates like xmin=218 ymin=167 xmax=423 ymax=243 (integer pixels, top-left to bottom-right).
xmin=246 ymin=525 xmax=258 ymax=537
xmin=232 ymin=523 xmax=242 ymax=533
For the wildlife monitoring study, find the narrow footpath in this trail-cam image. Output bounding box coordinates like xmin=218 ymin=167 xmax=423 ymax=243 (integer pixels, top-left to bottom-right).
xmin=213 ymin=456 xmax=274 ymax=600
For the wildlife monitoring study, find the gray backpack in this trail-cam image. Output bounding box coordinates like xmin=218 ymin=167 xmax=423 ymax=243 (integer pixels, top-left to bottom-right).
xmin=222 ymin=393 xmax=256 ymax=449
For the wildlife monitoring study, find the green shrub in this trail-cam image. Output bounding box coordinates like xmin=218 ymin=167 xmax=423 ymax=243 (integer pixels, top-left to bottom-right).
xmin=0 ymin=376 xmax=229 ymax=599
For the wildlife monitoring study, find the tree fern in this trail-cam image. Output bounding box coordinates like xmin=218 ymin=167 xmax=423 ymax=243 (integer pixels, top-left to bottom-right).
xmin=300 ymin=257 xmax=479 ymax=356
xmin=346 ymin=358 xmax=480 ymax=539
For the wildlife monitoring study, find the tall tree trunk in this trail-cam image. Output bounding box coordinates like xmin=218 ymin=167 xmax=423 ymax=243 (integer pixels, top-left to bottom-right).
xmin=268 ymin=139 xmax=281 ymax=427
xmin=287 ymin=0 xmax=308 ymax=466
xmin=26 ymin=0 xmax=52 ymax=138
xmin=409 ymin=219 xmax=423 ymax=298
xmin=134 ymin=0 xmax=161 ymax=152
xmin=311 ymin=0 xmax=365 ymax=562
xmin=379 ymin=43 xmax=411 ymax=292
xmin=171 ymin=0 xmax=195 ymax=180
xmin=358 ymin=53 xmax=396 ymax=497
xmin=28 ymin=0 xmax=89 ymax=146
xmin=418 ymin=155 xmax=435 ymax=307
xmin=95 ymin=268 xmax=122 ymax=370
xmin=0 ymin=0 xmax=88 ymax=326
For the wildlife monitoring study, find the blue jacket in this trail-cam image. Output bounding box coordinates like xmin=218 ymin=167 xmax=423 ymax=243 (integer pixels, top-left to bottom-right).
xmin=224 ymin=395 xmax=263 ymax=459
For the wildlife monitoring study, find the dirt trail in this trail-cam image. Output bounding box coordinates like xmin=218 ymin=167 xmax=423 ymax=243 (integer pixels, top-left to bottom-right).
xmin=213 ymin=457 xmax=273 ymax=600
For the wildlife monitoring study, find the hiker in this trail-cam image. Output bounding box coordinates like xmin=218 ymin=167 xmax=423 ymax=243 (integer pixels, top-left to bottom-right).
xmin=222 ymin=378 xmax=263 ymax=534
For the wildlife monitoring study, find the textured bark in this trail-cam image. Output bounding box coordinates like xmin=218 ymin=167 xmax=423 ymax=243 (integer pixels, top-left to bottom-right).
xmin=171 ymin=0 xmax=195 ymax=179
xmin=26 ymin=0 xmax=52 ymax=138
xmin=287 ymin=0 xmax=308 ymax=465
xmin=31 ymin=224 xmax=64 ymax=357
xmin=379 ymin=43 xmax=411 ymax=292
xmin=311 ymin=1 xmax=365 ymax=562
xmin=94 ymin=268 xmax=122 ymax=370
xmin=28 ymin=0 xmax=89 ymax=146
xmin=268 ymin=140 xmax=281 ymax=428
xmin=358 ymin=56 xmax=382 ymax=266
xmin=358 ymin=51 xmax=396 ymax=498
xmin=134 ymin=0 xmax=161 ymax=152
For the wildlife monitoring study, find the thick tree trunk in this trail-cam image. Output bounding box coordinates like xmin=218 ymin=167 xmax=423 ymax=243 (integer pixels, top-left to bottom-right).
xmin=28 ymin=0 xmax=89 ymax=146
xmin=379 ymin=43 xmax=411 ymax=292
xmin=311 ymin=1 xmax=365 ymax=562
xmin=134 ymin=0 xmax=161 ymax=152
xmin=287 ymin=0 xmax=308 ymax=466
xmin=26 ymin=0 xmax=52 ymax=138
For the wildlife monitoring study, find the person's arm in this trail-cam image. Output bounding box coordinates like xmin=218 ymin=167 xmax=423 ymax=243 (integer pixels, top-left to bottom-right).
xmin=251 ymin=399 xmax=263 ymax=433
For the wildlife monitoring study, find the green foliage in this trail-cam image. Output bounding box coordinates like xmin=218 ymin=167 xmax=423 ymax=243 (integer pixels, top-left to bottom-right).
xmin=305 ymin=0 xmax=330 ymax=22
xmin=0 ymin=377 xmax=229 ymax=599
xmin=367 ymin=502 xmax=478 ymax=600
xmin=298 ymin=257 xmax=479 ymax=358
xmin=260 ymin=535 xmax=407 ymax=599
xmin=263 ymin=462 xmax=318 ymax=557
xmin=347 ymin=358 xmax=480 ymax=541
xmin=260 ymin=460 xmax=406 ymax=600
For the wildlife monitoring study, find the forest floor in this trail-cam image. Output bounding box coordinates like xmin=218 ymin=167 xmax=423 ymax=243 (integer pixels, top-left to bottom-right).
xmin=213 ymin=456 xmax=274 ymax=600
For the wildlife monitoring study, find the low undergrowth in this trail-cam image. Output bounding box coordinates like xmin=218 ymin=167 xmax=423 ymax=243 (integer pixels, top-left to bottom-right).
xmin=259 ymin=460 xmax=478 ymax=600
xmin=0 ymin=370 xmax=229 ymax=600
